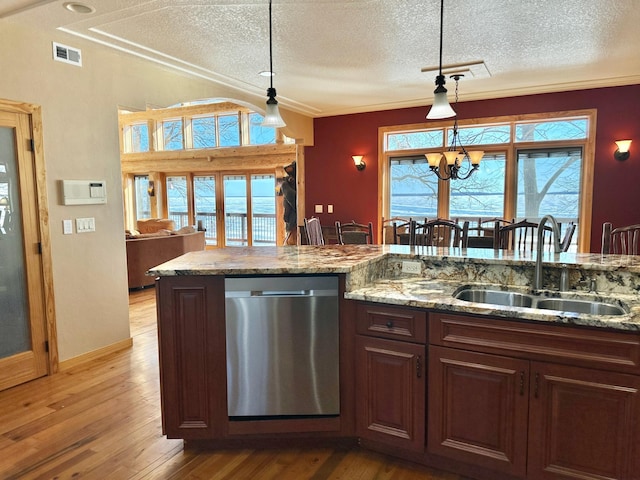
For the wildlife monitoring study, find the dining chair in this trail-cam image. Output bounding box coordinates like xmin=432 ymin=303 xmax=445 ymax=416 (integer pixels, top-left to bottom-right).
xmin=303 ymin=217 xmax=325 ymax=245
xmin=463 ymin=217 xmax=512 ymax=248
xmin=382 ymin=217 xmax=409 ymax=244
xmin=602 ymin=222 xmax=640 ymax=254
xmin=335 ymin=220 xmax=374 ymax=245
xmin=411 ymin=218 xmax=465 ymax=247
xmin=392 ymin=218 xmax=413 ymax=245
xmin=494 ymin=219 xmax=541 ymax=251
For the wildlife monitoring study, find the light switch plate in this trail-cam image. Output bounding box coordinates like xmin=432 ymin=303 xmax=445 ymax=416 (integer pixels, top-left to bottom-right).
xmin=63 ymin=219 xmax=73 ymax=234
xmin=76 ymin=217 xmax=96 ymax=233
xmin=314 ymin=204 xmax=323 ymax=214
xmin=327 ymin=205 xmax=334 ymax=213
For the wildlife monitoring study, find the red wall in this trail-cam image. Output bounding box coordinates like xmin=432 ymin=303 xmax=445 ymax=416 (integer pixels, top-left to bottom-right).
xmin=304 ymin=85 xmax=640 ymax=252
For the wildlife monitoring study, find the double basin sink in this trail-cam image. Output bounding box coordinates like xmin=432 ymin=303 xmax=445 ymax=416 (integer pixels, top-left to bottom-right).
xmin=453 ymin=286 xmax=627 ymax=316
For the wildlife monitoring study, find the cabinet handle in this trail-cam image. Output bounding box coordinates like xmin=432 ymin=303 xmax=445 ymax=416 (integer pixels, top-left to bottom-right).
xmin=534 ymin=372 xmax=540 ymax=398
xmin=416 ymin=355 xmax=422 ymax=378
xmin=519 ymin=371 xmax=525 ymax=396
xmin=386 ymin=320 xmax=394 ymax=329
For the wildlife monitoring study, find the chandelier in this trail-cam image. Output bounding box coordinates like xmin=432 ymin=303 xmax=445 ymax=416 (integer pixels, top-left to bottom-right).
xmin=425 ymin=75 xmax=484 ymax=180
xmin=261 ymin=0 xmax=286 ymax=128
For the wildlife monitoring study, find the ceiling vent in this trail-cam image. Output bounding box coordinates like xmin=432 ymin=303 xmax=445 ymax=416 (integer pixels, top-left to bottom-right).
xmin=421 ymin=60 xmax=490 ymax=80
xmin=52 ymin=42 xmax=82 ymax=67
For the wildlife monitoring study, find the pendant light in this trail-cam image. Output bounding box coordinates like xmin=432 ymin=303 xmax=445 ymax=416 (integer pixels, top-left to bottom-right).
xmin=426 ymin=0 xmax=455 ymax=120
xmin=261 ymin=0 xmax=286 ymax=128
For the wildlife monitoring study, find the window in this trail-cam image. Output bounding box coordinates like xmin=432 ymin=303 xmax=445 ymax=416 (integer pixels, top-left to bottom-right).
xmin=192 ymin=116 xmax=216 ymax=148
xmin=162 ymin=119 xmax=183 ymax=150
xmin=120 ymin=101 xmax=285 ymax=153
xmin=389 ymin=157 xmax=438 ymax=219
xmin=516 ymin=149 xmax=582 ymax=251
xmin=515 ymin=118 xmax=588 ymax=142
xmin=449 ymin=153 xmax=507 ymax=220
xmin=249 ymin=113 xmax=276 ymax=145
xmin=124 ymin=123 xmax=149 ymax=152
xmin=382 ymin=111 xmax=595 ymax=251
xmin=387 ymin=130 xmax=443 ymax=150
xmin=218 ymin=114 xmax=240 ymax=147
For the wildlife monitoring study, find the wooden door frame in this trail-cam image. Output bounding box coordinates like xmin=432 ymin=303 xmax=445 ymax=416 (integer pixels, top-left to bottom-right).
xmin=0 ymin=97 xmax=58 ymax=376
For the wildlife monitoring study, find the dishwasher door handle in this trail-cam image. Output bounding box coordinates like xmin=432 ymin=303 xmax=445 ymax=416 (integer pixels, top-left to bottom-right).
xmin=252 ymin=290 xmax=310 ymax=296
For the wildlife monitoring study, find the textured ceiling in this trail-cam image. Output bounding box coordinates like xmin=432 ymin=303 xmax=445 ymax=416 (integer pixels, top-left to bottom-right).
xmin=3 ymin=0 xmax=640 ymax=117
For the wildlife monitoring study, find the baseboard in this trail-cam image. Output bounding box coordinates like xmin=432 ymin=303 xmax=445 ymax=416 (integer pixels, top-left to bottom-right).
xmin=58 ymin=337 xmax=133 ymax=371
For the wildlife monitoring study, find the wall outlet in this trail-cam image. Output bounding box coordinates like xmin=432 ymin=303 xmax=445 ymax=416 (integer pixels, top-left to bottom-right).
xmin=327 ymin=204 xmax=334 ymax=214
xmin=402 ymin=260 xmax=422 ymax=274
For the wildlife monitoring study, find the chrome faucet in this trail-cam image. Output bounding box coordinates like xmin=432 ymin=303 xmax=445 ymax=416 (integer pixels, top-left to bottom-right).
xmin=534 ymin=215 xmax=561 ymax=290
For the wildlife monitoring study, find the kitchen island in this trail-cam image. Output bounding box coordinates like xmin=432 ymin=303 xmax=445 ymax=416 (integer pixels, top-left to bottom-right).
xmin=149 ymin=245 xmax=640 ymax=480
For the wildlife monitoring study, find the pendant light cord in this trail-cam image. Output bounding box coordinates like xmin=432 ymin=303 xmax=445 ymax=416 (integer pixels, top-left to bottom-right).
xmin=438 ymin=0 xmax=444 ymax=76
xmin=269 ymin=0 xmax=274 ymax=90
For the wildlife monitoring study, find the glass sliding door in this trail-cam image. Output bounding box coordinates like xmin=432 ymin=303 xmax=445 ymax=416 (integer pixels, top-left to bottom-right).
xmin=251 ymin=174 xmax=276 ymax=246
xmin=194 ymin=175 xmax=217 ymax=246
xmin=166 ymin=175 xmax=189 ymax=229
xmin=224 ymin=175 xmax=248 ymax=246
xmin=133 ymin=175 xmax=150 ymax=221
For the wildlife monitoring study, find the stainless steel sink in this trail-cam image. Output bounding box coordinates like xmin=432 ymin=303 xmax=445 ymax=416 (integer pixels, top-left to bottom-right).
xmin=454 ymin=289 xmax=533 ymax=307
xmin=453 ymin=287 xmax=627 ymax=316
xmin=535 ymin=298 xmax=626 ymax=316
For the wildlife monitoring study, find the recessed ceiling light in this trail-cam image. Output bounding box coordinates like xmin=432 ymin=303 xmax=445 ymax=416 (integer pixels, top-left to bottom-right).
xmin=259 ymin=71 xmax=274 ymax=77
xmin=63 ymin=2 xmax=95 ymax=14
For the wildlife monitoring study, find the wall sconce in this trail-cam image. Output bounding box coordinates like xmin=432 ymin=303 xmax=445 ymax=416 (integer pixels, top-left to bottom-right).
xmin=352 ymin=155 xmax=366 ymax=171
xmin=614 ymin=140 xmax=632 ymax=161
xmin=147 ymin=180 xmax=155 ymax=196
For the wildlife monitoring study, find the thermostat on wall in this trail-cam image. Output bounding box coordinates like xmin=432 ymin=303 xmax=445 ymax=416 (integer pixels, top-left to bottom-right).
xmin=62 ymin=180 xmax=107 ymax=205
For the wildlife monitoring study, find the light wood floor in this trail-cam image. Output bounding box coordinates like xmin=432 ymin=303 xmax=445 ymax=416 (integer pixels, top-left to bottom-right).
xmin=0 ymin=287 xmax=469 ymax=480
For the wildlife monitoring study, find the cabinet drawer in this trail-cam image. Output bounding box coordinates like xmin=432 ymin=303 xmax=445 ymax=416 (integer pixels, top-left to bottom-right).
xmin=430 ymin=312 xmax=640 ymax=374
xmin=356 ymin=303 xmax=427 ymax=343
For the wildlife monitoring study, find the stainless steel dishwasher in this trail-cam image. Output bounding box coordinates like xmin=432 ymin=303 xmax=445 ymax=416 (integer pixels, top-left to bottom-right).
xmin=224 ymin=275 xmax=339 ymax=418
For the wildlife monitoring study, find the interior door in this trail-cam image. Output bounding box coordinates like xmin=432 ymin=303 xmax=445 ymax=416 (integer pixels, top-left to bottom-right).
xmin=0 ymin=108 xmax=50 ymax=391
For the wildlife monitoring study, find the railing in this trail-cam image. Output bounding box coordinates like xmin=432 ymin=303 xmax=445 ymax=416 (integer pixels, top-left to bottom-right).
xmin=167 ymin=211 xmax=276 ymax=246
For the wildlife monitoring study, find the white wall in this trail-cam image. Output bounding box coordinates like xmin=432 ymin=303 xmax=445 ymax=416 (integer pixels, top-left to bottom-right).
xmin=0 ymin=19 xmax=312 ymax=362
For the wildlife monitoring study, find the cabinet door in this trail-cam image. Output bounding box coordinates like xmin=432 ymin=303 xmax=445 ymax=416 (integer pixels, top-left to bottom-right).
xmin=157 ymin=276 xmax=227 ymax=439
xmin=356 ymin=336 xmax=425 ymax=452
xmin=428 ymin=346 xmax=529 ymax=477
xmin=528 ymin=362 xmax=640 ymax=480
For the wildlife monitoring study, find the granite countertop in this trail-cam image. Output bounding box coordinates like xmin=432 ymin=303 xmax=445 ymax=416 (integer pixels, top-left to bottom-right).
xmin=345 ymin=276 xmax=640 ymax=332
xmin=148 ymin=245 xmax=389 ymax=275
xmin=148 ymin=245 xmax=640 ymax=332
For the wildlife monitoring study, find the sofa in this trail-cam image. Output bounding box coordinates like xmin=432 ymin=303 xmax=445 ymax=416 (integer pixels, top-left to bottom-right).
xmin=125 ymin=219 xmax=206 ymax=289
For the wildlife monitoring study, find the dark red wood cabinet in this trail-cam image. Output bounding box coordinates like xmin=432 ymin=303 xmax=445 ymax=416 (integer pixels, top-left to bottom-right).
xmin=428 ymin=345 xmax=530 ymax=477
xmin=428 ymin=312 xmax=640 ymax=480
xmin=355 ymin=303 xmax=427 ymax=453
xmin=156 ymin=275 xmax=226 ymax=439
